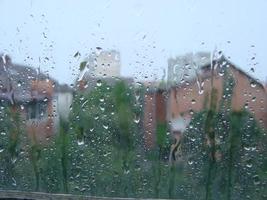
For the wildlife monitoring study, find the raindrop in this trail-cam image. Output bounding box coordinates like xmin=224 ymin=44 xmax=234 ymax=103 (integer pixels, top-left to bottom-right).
xmin=196 ymin=79 xmax=204 ymax=95
xmin=252 ymin=96 xmax=256 ymax=102
xmin=74 ymin=51 xmax=81 ymax=58
xmin=99 ymin=97 xmax=104 ymax=102
xmin=244 ymin=146 xmax=251 ymax=151
xmin=253 ymin=175 xmax=260 ymax=185
xmin=17 ymin=81 xmax=22 ymax=87
xmin=0 ymin=131 xmax=6 ymax=136
xmin=134 ymin=113 xmax=140 ymax=124
xmin=96 ymin=80 xmax=102 ymax=87
xmin=77 ymin=137 xmax=85 ymax=146
xmin=135 ymin=90 xmax=140 ymax=101
xmin=250 ymin=81 xmax=257 ymax=88
xmin=218 ymin=70 xmax=225 ymax=76
xmin=103 ymin=124 xmax=109 ymax=130
xmin=191 ymin=99 xmax=196 ymax=104
xmin=0 ymin=146 xmax=4 ymax=153
xmin=100 ymin=104 xmax=105 ymax=111
xmin=12 ymin=177 xmax=17 ymax=186
xmin=43 ymin=32 xmax=47 ymax=38
xmin=246 ymin=161 xmax=253 ymax=168
xmin=11 ymin=156 xmax=17 ymax=164
xmin=188 ymin=157 xmax=194 ymax=165
xmin=81 ymin=100 xmax=88 ymax=108
xmin=79 ymin=96 xmax=85 ymax=101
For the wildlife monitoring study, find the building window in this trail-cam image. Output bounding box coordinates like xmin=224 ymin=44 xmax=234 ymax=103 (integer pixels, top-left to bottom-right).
xmin=27 ymin=100 xmax=48 ymax=120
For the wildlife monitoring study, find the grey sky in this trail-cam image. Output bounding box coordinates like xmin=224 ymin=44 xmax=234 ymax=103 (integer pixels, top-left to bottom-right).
xmin=1 ymin=0 xmax=267 ymax=84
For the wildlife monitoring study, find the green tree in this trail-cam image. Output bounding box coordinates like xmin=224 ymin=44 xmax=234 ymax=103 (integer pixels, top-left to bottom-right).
xmin=68 ymin=80 xmax=142 ymax=197
xmin=179 ymin=68 xmax=267 ymax=199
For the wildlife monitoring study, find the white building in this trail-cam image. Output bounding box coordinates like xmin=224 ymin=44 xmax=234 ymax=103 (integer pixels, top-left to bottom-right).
xmin=167 ymin=52 xmax=211 ymax=86
xmin=85 ymin=50 xmax=121 ymax=78
xmin=55 ymin=84 xmax=73 ymax=122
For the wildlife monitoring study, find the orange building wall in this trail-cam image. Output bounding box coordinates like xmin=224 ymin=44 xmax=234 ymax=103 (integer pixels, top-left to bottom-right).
xmin=168 ymin=67 xmax=267 ymax=129
xmin=26 ymin=80 xmax=55 ymax=144
xmin=231 ymin=69 xmax=267 ymax=128
xmin=143 ymin=93 xmax=156 ymax=149
xmin=167 ymin=75 xmax=224 ymax=120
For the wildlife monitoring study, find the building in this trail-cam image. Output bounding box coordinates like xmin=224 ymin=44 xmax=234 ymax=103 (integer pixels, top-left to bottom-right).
xmin=83 ymin=50 xmax=121 ymax=78
xmin=0 ymin=54 xmax=58 ymax=143
xmin=77 ymin=50 xmax=122 ymax=91
xmin=143 ymin=88 xmax=167 ymax=149
xmin=167 ymin=55 xmax=267 ymax=135
xmin=143 ymin=54 xmax=267 ymax=148
xmin=54 ymin=84 xmax=73 ymax=121
xmin=167 ymin=52 xmax=211 ymax=87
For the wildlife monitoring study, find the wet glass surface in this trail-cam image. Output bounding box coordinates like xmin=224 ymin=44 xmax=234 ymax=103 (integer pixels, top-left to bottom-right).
xmin=0 ymin=1 xmax=267 ymax=199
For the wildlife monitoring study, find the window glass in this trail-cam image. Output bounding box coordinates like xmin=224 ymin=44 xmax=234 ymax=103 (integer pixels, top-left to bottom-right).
xmin=0 ymin=0 xmax=267 ymax=199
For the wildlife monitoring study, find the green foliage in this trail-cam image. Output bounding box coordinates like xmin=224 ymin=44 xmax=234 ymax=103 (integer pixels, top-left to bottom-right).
xmin=179 ymin=109 xmax=267 ymax=199
xmin=67 ymin=80 xmax=143 ymax=197
xmin=0 ymin=69 xmax=266 ymax=200
xmin=156 ymin=122 xmax=168 ymax=148
xmin=178 ymin=68 xmax=267 ymax=199
xmin=0 ymin=101 xmax=26 ymax=190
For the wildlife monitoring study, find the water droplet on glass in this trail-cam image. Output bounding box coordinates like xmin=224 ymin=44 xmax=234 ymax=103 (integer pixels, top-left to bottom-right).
xmin=0 ymin=131 xmax=6 ymax=136
xmin=100 ymin=104 xmax=105 ymax=111
xmin=134 ymin=113 xmax=140 ymax=124
xmin=250 ymin=81 xmax=257 ymax=88
xmin=12 ymin=177 xmax=17 ymax=186
xmin=11 ymin=156 xmax=17 ymax=164
xmin=196 ymin=80 xmax=204 ymax=95
xmin=135 ymin=90 xmax=140 ymax=101
xmin=79 ymin=96 xmax=85 ymax=101
xmin=77 ymin=137 xmax=85 ymax=146
xmin=190 ymin=137 xmax=196 ymax=142
xmin=74 ymin=51 xmax=81 ymax=58
xmin=218 ymin=70 xmax=225 ymax=76
xmin=103 ymin=124 xmax=109 ymax=130
xmin=253 ymin=175 xmax=260 ymax=185
xmin=188 ymin=158 xmax=194 ymax=165
xmin=20 ymin=105 xmax=24 ymax=110
xmin=96 ymin=80 xmax=102 ymax=87
xmin=246 ymin=162 xmax=253 ymax=168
